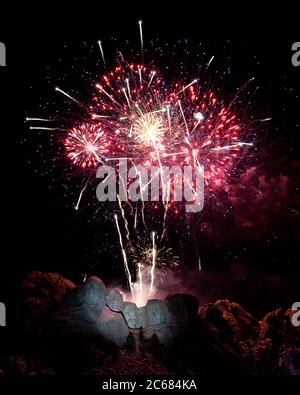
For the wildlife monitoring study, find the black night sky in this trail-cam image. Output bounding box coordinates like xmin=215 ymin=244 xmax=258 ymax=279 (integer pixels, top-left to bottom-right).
xmin=0 ymin=11 xmax=299 ymax=322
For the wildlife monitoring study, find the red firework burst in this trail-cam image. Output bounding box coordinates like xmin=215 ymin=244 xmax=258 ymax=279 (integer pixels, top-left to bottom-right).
xmin=91 ymin=64 xmax=249 ymax=192
xmin=64 ymin=123 xmax=111 ymax=168
xmin=172 ymin=88 xmax=242 ymax=189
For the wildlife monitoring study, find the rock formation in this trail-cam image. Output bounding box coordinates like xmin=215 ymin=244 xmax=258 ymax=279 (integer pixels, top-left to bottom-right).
xmin=54 ymin=277 xmax=128 ymax=346
xmin=11 ymin=271 xmax=299 ymax=375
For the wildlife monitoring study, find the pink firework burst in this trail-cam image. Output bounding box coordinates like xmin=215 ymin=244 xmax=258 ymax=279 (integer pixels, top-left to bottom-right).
xmin=92 ymin=64 xmax=170 ymax=160
xmin=92 ymin=63 xmax=251 ymax=193
xmin=170 ymin=87 xmax=245 ymax=190
xmin=64 ymin=122 xmax=111 ymax=168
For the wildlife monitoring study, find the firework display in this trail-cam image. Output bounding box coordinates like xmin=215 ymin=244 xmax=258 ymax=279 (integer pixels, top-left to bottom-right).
xmin=90 ymin=63 xmax=250 ymax=190
xmin=2 ymin=10 xmax=297 ymax=379
xmin=64 ymin=123 xmax=111 ymax=168
xmin=26 ymin=22 xmax=256 ymax=306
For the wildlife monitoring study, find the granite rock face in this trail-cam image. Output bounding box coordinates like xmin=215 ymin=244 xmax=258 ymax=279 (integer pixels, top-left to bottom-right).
xmin=98 ymin=306 xmax=129 ymax=347
xmin=64 ymin=276 xmax=107 ymax=313
xmin=105 ymin=288 xmax=124 ymax=313
xmin=54 ymin=277 xmax=128 ymax=346
xmin=22 ymin=273 xmax=129 ymax=346
xmin=22 ymin=272 xmax=200 ymax=347
xmin=122 ymin=302 xmax=140 ymax=329
xmin=121 ymin=295 xmax=200 ymax=346
xmin=19 ymin=272 xmax=300 ymax=374
xmin=145 ymin=299 xmax=172 ymax=327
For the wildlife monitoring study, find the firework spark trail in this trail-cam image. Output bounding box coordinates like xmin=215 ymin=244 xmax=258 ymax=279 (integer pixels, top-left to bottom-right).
xmin=149 ymin=231 xmax=156 ymax=297
xmin=114 ymin=214 xmax=134 ymax=298
xmin=132 ymin=163 xmax=148 ymax=231
xmin=137 ymin=262 xmax=143 ymax=307
xmin=198 ymin=257 xmax=202 ymax=271
xmin=211 ymin=142 xmax=253 ymax=151
xmin=29 ymin=127 xmax=63 ymax=131
xmin=178 ymin=99 xmax=190 ymax=138
xmin=91 ymin=114 xmax=111 ymax=119
xmin=141 ymin=168 xmax=160 ymax=191
xmin=160 ymin=228 xmax=167 ymax=242
xmin=161 ymin=180 xmax=171 ymax=241
xmin=134 ymin=205 xmax=138 ymax=229
xmin=206 ymin=55 xmax=214 ymax=70
xmin=228 ymin=77 xmax=255 ymax=110
xmin=125 ymin=200 xmax=134 ymax=216
xmin=91 ymin=174 xmax=113 ymax=218
xmin=177 ymin=79 xmax=198 ymax=94
xmin=134 ymin=102 xmax=143 ymax=117
xmin=125 ymin=78 xmax=132 ymax=99
xmin=149 ymin=108 xmax=167 ymax=115
xmin=55 ymin=87 xmax=90 ymax=112
xmin=138 ymin=20 xmax=144 ymax=58
xmin=122 ymin=87 xmax=131 ymax=107
xmin=98 ymin=40 xmax=106 ymax=67
xmin=95 ymin=84 xmax=119 ymax=105
xmin=105 ymin=157 xmax=132 ymax=161
xmin=117 ymin=194 xmax=130 ymax=241
xmin=191 ymin=112 xmax=205 ymax=133
xmin=166 ymin=104 xmax=171 ymax=130
xmin=117 ymin=51 xmax=125 ymax=62
xmin=259 ymin=117 xmax=272 ymax=122
xmin=153 ymin=144 xmax=171 ymax=231
xmin=75 ymin=177 xmax=90 ymax=210
xmin=162 ymin=152 xmax=186 ymax=157
xmin=26 ymin=118 xmax=53 ymax=122
xmin=146 ymin=70 xmax=156 ymax=90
